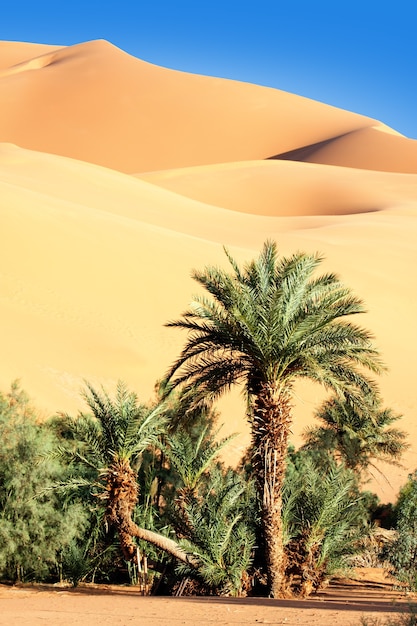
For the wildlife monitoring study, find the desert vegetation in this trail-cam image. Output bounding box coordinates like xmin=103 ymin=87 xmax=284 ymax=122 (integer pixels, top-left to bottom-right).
xmin=0 ymin=241 xmax=413 ymax=599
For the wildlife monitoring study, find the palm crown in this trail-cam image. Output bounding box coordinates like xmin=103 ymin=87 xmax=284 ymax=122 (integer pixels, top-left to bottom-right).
xmin=303 ymin=395 xmax=408 ymax=476
xmin=166 ymin=240 xmax=383 ymax=404
xmin=76 ymin=381 xmax=165 ymax=468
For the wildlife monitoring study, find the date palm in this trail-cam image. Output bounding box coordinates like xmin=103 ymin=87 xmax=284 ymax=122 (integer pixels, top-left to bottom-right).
xmin=163 ymin=425 xmax=255 ymax=595
xmin=173 ymin=465 xmax=256 ymax=596
xmin=283 ymin=450 xmax=372 ymax=596
xmin=56 ymin=381 xmax=194 ymax=567
xmin=164 ymin=240 xmax=384 ymax=597
xmin=303 ymin=395 xmax=408 ymax=478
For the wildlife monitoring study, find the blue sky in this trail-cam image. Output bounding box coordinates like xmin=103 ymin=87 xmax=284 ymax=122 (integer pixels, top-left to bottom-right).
xmin=2 ymin=1 xmax=416 ymax=138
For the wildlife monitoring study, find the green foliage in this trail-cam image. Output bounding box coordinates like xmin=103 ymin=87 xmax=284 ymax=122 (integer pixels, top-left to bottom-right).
xmin=385 ymin=470 xmax=417 ymax=590
xmin=303 ymin=395 xmax=408 ymax=478
xmin=283 ymin=449 xmax=372 ymax=594
xmin=0 ymin=382 xmax=88 ymax=582
xmin=164 ymin=424 xmax=236 ymax=493
xmin=59 ymin=532 xmax=120 ymax=587
xmin=164 ymin=424 xmax=256 ymax=596
xmin=174 ymin=466 xmax=256 ymax=596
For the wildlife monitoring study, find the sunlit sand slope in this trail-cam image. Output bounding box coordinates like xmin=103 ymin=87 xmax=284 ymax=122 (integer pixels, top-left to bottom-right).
xmin=280 ymin=126 xmax=417 ymax=173
xmin=0 ymin=39 xmax=377 ymax=173
xmin=0 ymin=143 xmax=416 ymax=500
xmin=137 ymin=160 xmax=417 ymax=215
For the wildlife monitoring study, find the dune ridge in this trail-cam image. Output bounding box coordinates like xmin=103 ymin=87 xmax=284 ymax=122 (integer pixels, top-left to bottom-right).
xmin=297 ymin=126 xmax=417 ymax=173
xmin=0 ymin=39 xmax=379 ymax=173
xmin=0 ymin=40 xmax=416 ymax=500
xmin=0 ymin=50 xmax=63 ymax=78
xmin=0 ymin=41 xmax=63 ymax=70
xmin=136 ymin=159 xmax=417 ymax=216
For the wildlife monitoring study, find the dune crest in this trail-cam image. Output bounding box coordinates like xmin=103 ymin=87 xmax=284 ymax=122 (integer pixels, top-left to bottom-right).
xmin=0 ymin=38 xmax=379 ymax=173
xmin=0 ymin=41 xmax=63 ymax=70
xmin=371 ymin=122 xmax=405 ymax=137
xmin=136 ymin=159 xmax=417 ymax=216
xmin=297 ymin=126 xmax=417 ymax=173
xmin=0 ymin=50 xmax=62 ymax=78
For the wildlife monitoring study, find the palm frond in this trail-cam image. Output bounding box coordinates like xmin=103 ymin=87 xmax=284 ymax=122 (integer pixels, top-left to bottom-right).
xmin=80 ymin=381 xmax=166 ymax=463
xmin=165 ymin=241 xmax=383 ymax=405
xmin=165 ymin=425 xmax=236 ymax=491
xmin=303 ymin=394 xmax=408 ymax=476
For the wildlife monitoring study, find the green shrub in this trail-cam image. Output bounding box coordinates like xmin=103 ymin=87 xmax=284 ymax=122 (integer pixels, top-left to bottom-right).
xmin=385 ymin=470 xmax=417 ymax=590
xmin=0 ymin=382 xmax=88 ymax=582
xmin=283 ymin=449 xmax=372 ymax=595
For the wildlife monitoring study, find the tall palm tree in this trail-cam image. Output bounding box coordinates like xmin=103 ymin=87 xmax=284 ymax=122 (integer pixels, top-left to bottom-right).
xmin=164 ymin=240 xmax=384 ymax=597
xmin=56 ymin=381 xmax=195 ymax=567
xmin=303 ymin=395 xmax=408 ymax=478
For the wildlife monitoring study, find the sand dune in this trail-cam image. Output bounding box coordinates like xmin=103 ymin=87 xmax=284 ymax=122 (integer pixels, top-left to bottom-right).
xmin=0 ymin=40 xmax=417 ymax=500
xmin=0 ymin=41 xmax=62 ymax=70
xmin=284 ymin=126 xmax=417 ymax=174
xmin=0 ymin=39 xmax=377 ymax=174
xmin=136 ymin=159 xmax=417 ymax=216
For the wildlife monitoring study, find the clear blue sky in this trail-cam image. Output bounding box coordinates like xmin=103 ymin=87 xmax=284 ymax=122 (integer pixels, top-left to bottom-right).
xmin=2 ymin=1 xmax=416 ymax=138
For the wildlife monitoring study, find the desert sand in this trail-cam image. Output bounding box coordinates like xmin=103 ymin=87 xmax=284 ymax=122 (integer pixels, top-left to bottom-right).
xmin=0 ymin=38 xmax=416 ymax=510
xmin=0 ymin=570 xmax=414 ymax=626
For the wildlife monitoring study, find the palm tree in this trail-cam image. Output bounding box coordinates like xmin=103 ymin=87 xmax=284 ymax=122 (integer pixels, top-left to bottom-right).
xmin=303 ymin=395 xmax=408 ymax=478
xmin=173 ymin=465 xmax=256 ymax=596
xmin=164 ymin=240 xmax=384 ymax=597
xmin=283 ymin=452 xmax=371 ymax=596
xmin=164 ymin=423 xmax=235 ymax=498
xmin=55 ymin=381 xmax=195 ymax=568
xmin=151 ymin=380 xmax=220 ymax=511
xmin=163 ymin=422 xmax=255 ymax=596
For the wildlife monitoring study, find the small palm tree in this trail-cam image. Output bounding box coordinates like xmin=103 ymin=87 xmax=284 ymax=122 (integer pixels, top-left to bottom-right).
xmin=163 ymin=423 xmax=255 ymax=595
xmin=164 ymin=240 xmax=384 ymax=597
xmin=55 ymin=381 xmax=194 ymax=567
xmin=164 ymin=424 xmax=235 ymax=497
xmin=385 ymin=470 xmax=417 ymax=590
xmin=151 ymin=380 xmax=221 ymax=511
xmin=283 ymin=452 xmax=370 ymax=596
xmin=173 ymin=464 xmax=257 ymax=596
xmin=303 ymin=395 xmax=408 ymax=478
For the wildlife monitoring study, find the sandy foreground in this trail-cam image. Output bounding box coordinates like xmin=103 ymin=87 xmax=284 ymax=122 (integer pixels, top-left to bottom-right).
xmin=0 ymin=39 xmax=417 ymax=503
xmin=0 ymin=570 xmax=414 ymax=626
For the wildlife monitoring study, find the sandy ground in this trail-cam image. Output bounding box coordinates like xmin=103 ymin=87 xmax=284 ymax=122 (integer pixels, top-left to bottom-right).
xmin=0 ymin=39 xmax=416 ymax=502
xmin=0 ymin=571 xmax=414 ymax=626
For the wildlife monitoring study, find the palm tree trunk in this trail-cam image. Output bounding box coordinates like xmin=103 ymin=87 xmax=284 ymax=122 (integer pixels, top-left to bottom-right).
xmin=130 ymin=523 xmax=195 ymax=565
xmin=252 ymin=384 xmax=292 ymax=598
xmin=105 ymin=458 xmax=196 ymax=567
